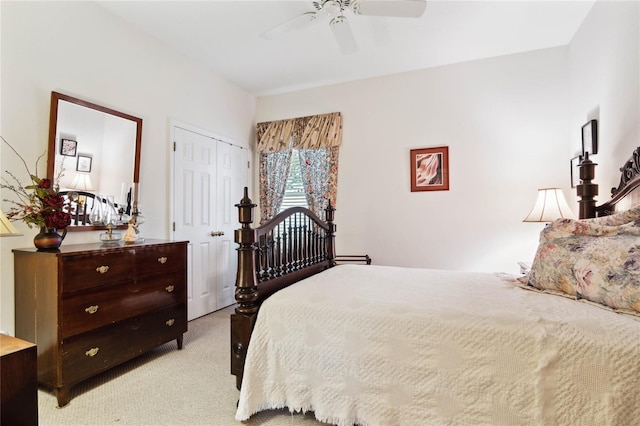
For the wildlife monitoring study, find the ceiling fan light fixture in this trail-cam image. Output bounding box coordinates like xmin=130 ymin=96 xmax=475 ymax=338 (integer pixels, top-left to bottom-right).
xmin=322 ymin=0 xmax=343 ymax=17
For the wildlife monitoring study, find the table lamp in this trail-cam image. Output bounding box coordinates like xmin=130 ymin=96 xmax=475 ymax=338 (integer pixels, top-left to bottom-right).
xmin=523 ymin=188 xmax=576 ymax=222
xmin=0 ymin=209 xmax=22 ymax=236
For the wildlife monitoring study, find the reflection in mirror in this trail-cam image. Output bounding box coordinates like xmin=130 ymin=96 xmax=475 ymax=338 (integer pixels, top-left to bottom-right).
xmin=47 ymin=92 xmax=142 ymax=231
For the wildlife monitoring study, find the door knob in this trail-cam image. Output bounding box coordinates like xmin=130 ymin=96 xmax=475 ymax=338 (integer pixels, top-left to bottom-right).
xmin=210 ymin=231 xmax=225 ymax=237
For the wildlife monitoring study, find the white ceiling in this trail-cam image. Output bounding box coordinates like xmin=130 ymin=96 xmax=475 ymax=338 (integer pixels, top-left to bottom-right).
xmin=96 ymin=1 xmax=595 ymax=97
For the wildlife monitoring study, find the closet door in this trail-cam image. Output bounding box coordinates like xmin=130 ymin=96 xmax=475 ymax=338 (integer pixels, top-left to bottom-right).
xmin=172 ymin=125 xmax=247 ymax=320
xmin=215 ymin=142 xmax=247 ymax=309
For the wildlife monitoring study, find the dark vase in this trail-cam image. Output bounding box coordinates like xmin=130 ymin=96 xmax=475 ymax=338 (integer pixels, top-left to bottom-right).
xmin=33 ymin=227 xmax=67 ymax=250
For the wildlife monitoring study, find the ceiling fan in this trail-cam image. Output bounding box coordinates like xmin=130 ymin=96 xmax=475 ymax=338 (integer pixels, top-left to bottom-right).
xmin=261 ymin=0 xmax=427 ymax=54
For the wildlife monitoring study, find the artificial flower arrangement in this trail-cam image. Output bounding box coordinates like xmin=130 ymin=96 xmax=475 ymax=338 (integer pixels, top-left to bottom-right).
xmin=1 ymin=137 xmax=72 ymax=232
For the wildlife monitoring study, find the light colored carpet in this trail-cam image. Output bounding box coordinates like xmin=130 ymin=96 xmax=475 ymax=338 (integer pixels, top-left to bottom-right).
xmin=38 ymin=306 xmax=324 ymax=426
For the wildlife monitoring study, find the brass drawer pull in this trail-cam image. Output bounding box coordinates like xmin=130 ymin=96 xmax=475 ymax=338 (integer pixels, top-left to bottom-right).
xmin=96 ymin=265 xmax=110 ymax=274
xmin=85 ymin=347 xmax=100 ymax=357
xmin=165 ymin=285 xmax=175 ymax=293
xmin=85 ymin=305 xmax=99 ymax=314
xmin=158 ymin=257 xmax=168 ymax=264
xmin=165 ymin=319 xmax=175 ymax=327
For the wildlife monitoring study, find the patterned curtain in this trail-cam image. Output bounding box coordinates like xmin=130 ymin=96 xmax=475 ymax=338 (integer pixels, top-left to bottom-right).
xmin=256 ymin=122 xmax=291 ymax=223
xmin=256 ymin=112 xmax=342 ymax=221
xmin=257 ymin=118 xmax=306 ymax=153
xmin=296 ymin=112 xmax=342 ymax=150
xmin=258 ymin=150 xmax=292 ymax=223
xmin=298 ymin=146 xmax=340 ymax=220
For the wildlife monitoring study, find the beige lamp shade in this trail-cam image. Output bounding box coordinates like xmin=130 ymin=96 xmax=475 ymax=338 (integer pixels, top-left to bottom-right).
xmin=0 ymin=209 xmax=22 ymax=236
xmin=70 ymin=173 xmax=94 ymax=191
xmin=523 ymin=188 xmax=576 ymax=222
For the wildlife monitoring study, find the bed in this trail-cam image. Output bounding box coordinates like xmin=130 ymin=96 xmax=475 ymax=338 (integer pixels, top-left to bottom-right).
xmin=230 ymin=148 xmax=640 ymax=425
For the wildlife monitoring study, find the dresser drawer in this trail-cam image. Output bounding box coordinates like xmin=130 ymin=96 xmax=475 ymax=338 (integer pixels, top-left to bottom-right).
xmin=61 ymin=251 xmax=135 ymax=293
xmin=61 ymin=304 xmax=187 ymax=386
xmin=135 ymin=244 xmax=186 ymax=275
xmin=61 ymin=272 xmax=186 ymax=338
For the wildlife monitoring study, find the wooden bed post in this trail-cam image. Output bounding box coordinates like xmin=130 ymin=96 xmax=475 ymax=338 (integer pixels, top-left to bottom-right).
xmin=231 ymin=187 xmax=259 ymax=390
xmin=325 ymin=201 xmax=336 ymax=267
xmin=577 ymin=152 xmax=599 ymax=219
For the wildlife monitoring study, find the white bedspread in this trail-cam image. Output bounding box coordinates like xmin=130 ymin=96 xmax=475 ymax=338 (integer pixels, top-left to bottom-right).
xmin=236 ymin=265 xmax=640 ymax=426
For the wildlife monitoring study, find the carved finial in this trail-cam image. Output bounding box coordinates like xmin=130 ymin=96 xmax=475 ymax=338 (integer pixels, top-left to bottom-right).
xmin=236 ymin=187 xmax=257 ymax=226
xmin=325 ymin=199 xmax=335 ymax=223
xmin=240 ymin=187 xmax=251 ymax=204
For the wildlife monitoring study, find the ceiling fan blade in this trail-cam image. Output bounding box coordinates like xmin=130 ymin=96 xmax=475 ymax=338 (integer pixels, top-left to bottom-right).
xmin=330 ymin=16 xmax=358 ymax=54
xmin=261 ymin=12 xmax=318 ymax=40
xmin=353 ymin=0 xmax=427 ymax=18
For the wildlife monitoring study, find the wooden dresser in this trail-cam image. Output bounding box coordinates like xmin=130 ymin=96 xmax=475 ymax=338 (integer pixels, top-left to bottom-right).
xmin=1 ymin=334 xmax=38 ymax=425
xmin=13 ymin=239 xmax=188 ymax=407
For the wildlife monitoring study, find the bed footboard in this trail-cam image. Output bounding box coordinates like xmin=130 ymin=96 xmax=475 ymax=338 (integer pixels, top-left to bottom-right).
xmin=231 ymin=188 xmax=336 ymax=389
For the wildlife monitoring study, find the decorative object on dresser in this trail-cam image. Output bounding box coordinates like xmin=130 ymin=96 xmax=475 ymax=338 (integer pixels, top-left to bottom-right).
xmin=581 ymin=119 xmax=598 ymax=155
xmin=410 ymin=146 xmax=449 ymax=192
xmin=1 ymin=137 xmax=72 ymax=249
xmin=33 ymin=226 xmax=68 ymax=250
xmin=1 ymin=334 xmax=38 ymax=425
xmin=126 ymin=182 xmax=146 ymax=243
xmin=13 ymin=239 xmax=188 ymax=407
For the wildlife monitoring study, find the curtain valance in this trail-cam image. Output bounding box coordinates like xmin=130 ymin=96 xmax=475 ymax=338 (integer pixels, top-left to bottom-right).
xmin=256 ymin=112 xmax=342 ymax=152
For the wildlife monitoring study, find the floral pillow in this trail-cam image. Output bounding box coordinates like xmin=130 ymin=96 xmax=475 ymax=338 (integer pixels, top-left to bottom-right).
xmin=527 ymin=204 xmax=640 ymax=314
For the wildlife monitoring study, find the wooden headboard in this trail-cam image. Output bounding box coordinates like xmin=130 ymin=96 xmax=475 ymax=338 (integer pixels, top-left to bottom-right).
xmin=578 ymin=147 xmax=640 ymax=218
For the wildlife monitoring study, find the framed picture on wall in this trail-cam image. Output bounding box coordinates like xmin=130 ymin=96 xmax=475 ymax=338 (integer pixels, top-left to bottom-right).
xmin=581 ymin=119 xmax=598 ymax=155
xmin=76 ymin=154 xmax=93 ymax=173
xmin=570 ymin=154 xmax=583 ymax=188
xmin=410 ymin=146 xmax=449 ymax=192
xmin=60 ymin=138 xmax=77 ymax=157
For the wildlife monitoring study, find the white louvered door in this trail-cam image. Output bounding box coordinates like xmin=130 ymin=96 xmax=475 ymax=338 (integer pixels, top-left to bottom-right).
xmin=172 ymin=125 xmax=248 ymax=320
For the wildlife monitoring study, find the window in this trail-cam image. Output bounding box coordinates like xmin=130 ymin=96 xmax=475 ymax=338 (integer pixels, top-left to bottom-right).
xmin=256 ymin=112 xmax=341 ymax=222
xmin=279 ymin=149 xmax=308 ymax=212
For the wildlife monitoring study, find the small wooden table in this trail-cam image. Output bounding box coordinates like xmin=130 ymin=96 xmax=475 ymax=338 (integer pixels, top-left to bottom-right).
xmin=1 ymin=333 xmax=38 ymax=425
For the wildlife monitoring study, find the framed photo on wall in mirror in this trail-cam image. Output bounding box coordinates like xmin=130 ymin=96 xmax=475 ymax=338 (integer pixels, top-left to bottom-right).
xmin=570 ymin=154 xmax=583 ymax=188
xmin=410 ymin=146 xmax=449 ymax=192
xmin=76 ymin=154 xmax=93 ymax=173
xmin=60 ymin=139 xmax=77 ymax=157
xmin=581 ymin=119 xmax=598 ymax=155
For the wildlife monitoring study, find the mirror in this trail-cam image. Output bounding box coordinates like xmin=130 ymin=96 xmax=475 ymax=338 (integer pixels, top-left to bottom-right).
xmin=47 ymin=91 xmax=142 ymax=231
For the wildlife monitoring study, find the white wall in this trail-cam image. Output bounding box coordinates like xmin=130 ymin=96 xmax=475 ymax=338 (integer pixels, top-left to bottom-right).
xmin=256 ymin=1 xmax=639 ymax=276
xmin=568 ymin=0 xmax=639 ymax=199
xmin=0 ymin=1 xmax=256 ymax=335
xmin=258 ymin=47 xmax=571 ymax=273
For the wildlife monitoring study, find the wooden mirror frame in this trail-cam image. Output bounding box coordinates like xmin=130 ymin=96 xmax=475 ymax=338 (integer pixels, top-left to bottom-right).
xmin=47 ymin=91 xmax=142 ymax=231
